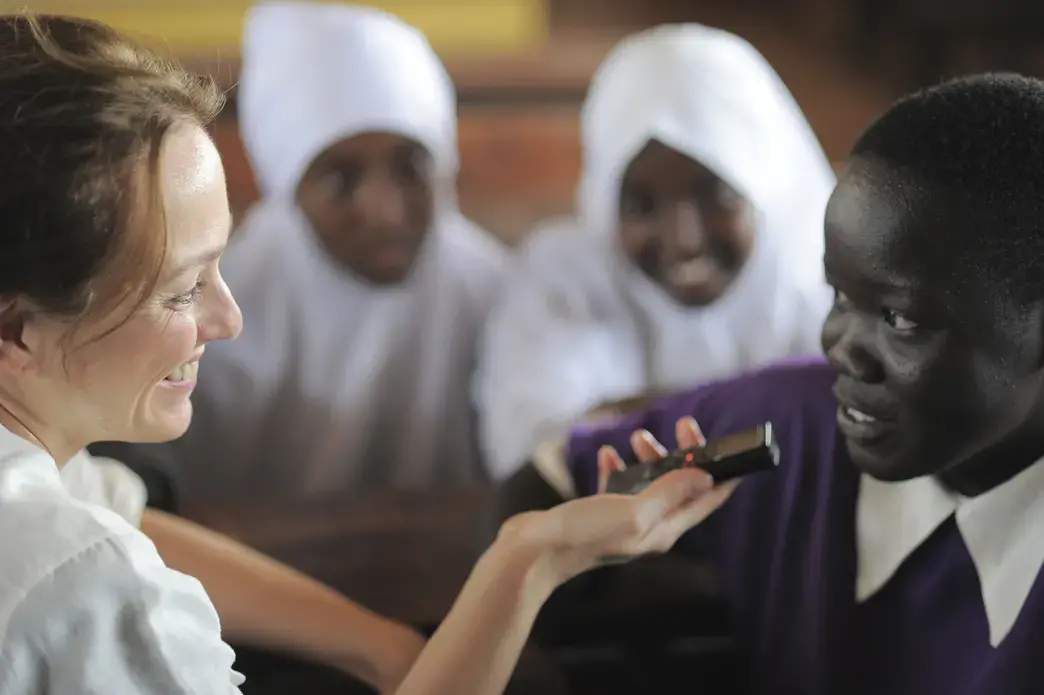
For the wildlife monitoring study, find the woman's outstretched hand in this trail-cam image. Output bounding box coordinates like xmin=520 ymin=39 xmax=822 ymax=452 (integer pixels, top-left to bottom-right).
xmin=498 ymin=416 xmax=736 ymax=586
xmin=392 ymin=416 xmax=736 ymax=695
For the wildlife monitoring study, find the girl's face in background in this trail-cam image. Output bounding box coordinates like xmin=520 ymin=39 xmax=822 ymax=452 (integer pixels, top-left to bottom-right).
xmin=296 ymin=131 xmax=435 ymax=286
xmin=618 ymin=139 xmax=756 ymax=307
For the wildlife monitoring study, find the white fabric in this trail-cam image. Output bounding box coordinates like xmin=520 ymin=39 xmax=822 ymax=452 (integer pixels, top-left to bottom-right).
xmin=60 ymin=449 xmax=148 ymax=527
xmin=475 ymin=24 xmax=836 ymax=478
xmin=171 ymin=3 xmax=509 ymax=501
xmin=857 ymin=460 xmax=1044 ymax=646
xmin=0 ymin=425 xmax=242 ymax=693
xmin=239 ymin=1 xmax=458 ymax=198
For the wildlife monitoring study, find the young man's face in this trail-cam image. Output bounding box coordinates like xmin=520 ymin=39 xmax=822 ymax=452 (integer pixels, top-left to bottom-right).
xmin=820 ymin=156 xmax=1044 ymax=488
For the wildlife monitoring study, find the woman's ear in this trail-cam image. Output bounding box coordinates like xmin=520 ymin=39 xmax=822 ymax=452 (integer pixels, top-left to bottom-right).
xmin=0 ymin=298 xmax=37 ymax=375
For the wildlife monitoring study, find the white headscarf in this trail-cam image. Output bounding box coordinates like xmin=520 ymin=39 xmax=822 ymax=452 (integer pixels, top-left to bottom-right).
xmin=475 ymin=24 xmax=836 ymax=478
xmin=170 ymin=2 xmax=509 ymax=502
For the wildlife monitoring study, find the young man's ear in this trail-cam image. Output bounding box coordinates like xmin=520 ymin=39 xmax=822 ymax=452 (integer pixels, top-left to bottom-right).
xmin=0 ymin=298 xmax=36 ymax=375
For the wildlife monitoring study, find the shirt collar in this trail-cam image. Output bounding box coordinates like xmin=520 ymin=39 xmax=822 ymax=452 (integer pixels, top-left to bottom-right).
xmin=0 ymin=423 xmax=62 ymax=491
xmin=857 ymin=458 xmax=1044 ymax=646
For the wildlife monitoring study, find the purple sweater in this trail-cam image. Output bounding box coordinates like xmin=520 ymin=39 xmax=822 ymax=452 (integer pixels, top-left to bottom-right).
xmin=566 ymin=360 xmax=1044 ymax=695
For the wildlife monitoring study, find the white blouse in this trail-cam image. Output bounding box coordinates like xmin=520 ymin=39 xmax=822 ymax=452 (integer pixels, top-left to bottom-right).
xmin=0 ymin=425 xmax=243 ymax=693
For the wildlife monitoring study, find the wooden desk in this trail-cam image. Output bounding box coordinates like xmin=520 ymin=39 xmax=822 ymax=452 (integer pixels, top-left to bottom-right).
xmin=183 ymin=484 xmax=498 ymax=627
xmin=185 ymin=484 xmax=738 ymax=694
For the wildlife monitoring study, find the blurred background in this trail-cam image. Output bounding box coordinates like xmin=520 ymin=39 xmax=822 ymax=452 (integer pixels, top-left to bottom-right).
xmin=24 ymin=0 xmax=1044 ymax=245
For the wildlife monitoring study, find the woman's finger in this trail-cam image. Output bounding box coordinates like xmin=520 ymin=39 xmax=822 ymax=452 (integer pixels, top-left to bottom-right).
xmin=632 ymin=468 xmax=714 ymax=528
xmin=639 ymin=482 xmax=736 ymax=552
xmin=630 ymin=429 xmax=668 ymax=464
xmin=675 ymin=416 xmax=706 ymax=451
xmin=596 ymin=445 xmax=627 ymax=494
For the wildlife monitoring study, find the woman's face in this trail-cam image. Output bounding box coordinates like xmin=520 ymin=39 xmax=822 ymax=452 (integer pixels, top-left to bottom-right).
xmin=296 ymin=131 xmax=435 ymax=285
xmin=9 ymin=126 xmax=242 ymax=455
xmin=618 ymin=139 xmax=756 ymax=307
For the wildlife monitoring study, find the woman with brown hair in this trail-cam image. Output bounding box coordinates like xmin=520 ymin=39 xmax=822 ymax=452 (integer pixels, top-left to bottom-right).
xmin=0 ymin=13 xmax=726 ymax=694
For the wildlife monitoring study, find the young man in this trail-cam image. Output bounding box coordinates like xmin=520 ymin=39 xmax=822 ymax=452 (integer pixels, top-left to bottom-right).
xmin=529 ymin=73 xmax=1044 ymax=694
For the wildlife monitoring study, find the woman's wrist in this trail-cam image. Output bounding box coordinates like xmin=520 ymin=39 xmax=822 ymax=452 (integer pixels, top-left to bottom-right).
xmin=390 ymin=521 xmax=564 ymax=695
xmin=485 ymin=509 xmax=609 ymax=599
xmin=478 ymin=521 xmax=563 ymax=608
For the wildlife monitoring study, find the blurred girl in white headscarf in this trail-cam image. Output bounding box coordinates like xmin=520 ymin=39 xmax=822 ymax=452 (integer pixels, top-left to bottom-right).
xmin=476 ymin=24 xmax=836 ymax=481
xmin=170 ymin=2 xmax=509 ymax=502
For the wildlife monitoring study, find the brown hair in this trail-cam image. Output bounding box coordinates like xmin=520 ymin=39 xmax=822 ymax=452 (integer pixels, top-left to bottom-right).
xmin=0 ymin=13 xmax=225 ymax=335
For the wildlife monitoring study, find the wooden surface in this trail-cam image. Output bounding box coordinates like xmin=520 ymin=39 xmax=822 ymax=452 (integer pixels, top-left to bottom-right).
xmin=182 ymin=477 xmax=737 ymax=694
xmin=188 ymin=31 xmax=613 ymax=92
xmin=183 ymin=484 xmax=498 ymax=626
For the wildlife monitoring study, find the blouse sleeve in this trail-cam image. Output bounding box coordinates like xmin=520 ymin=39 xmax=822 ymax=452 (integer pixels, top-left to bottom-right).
xmin=0 ymin=530 xmax=244 ymax=694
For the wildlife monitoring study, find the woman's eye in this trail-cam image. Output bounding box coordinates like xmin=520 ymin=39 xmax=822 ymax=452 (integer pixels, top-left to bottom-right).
xmin=167 ymin=280 xmax=206 ymax=309
xmin=884 ymin=308 xmax=919 ymax=332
